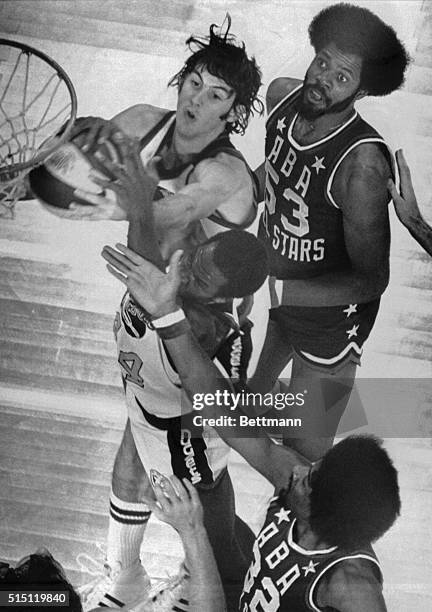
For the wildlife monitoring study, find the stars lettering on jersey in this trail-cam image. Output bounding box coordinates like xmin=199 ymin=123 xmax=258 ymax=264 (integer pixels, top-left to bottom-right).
xmin=343 ymin=304 xmax=358 ymax=317
xmin=346 ymin=324 xmax=359 ymax=339
xmin=277 ymin=117 xmax=287 ymax=133
xmin=274 ymin=507 xmax=291 ymax=524
xmin=312 ymin=156 xmax=326 ymax=174
xmin=302 ymin=560 xmax=320 ymax=576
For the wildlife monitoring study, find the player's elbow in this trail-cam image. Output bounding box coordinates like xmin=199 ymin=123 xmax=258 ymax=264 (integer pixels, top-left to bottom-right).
xmin=354 ymin=265 xmax=389 ymax=300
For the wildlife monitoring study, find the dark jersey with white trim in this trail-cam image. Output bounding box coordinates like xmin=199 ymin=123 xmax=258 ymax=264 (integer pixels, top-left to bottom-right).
xmin=140 ymin=111 xmax=258 ymax=234
xmin=258 ymin=85 xmax=393 ymax=279
xmin=239 ymin=496 xmax=382 ymax=611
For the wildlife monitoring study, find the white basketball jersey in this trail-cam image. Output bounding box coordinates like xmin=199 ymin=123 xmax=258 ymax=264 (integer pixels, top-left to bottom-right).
xmin=114 ymin=292 xmax=230 ymax=484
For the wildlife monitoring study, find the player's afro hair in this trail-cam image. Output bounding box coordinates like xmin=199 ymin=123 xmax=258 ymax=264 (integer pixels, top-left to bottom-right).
xmin=169 ymin=14 xmax=264 ymax=135
xmin=309 ymin=435 xmax=401 ymax=549
xmin=308 ymin=3 xmax=410 ymax=96
xmin=208 ymin=229 xmax=268 ymax=297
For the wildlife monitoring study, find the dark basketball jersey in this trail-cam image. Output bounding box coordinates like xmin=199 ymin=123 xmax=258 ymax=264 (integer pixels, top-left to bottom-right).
xmin=258 ymin=85 xmax=393 ymax=279
xmin=139 ymin=111 xmax=258 ymax=234
xmin=239 ymin=496 xmax=382 ymax=611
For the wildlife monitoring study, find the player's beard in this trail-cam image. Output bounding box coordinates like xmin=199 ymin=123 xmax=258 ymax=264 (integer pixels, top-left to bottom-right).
xmin=298 ymin=83 xmax=359 ymax=121
xmin=276 ymin=474 xmax=294 ymax=509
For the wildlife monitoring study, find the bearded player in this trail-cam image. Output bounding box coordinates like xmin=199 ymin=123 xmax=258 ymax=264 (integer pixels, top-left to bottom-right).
xmin=249 ymin=3 xmax=409 ymax=461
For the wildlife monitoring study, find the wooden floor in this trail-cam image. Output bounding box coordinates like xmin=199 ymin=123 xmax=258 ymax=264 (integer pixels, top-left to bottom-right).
xmin=1 ymin=2 xmax=432 ymax=611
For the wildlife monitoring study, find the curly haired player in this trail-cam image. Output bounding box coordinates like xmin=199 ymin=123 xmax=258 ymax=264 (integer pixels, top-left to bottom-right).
xmin=249 ymin=3 xmax=410 ymax=461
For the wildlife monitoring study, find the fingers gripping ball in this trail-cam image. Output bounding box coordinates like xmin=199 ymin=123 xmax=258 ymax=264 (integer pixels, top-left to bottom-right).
xmin=28 ymin=116 xmax=127 ymax=211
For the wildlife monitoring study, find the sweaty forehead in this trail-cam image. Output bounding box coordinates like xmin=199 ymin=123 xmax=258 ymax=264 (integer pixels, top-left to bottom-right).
xmin=319 ymin=42 xmax=362 ymax=75
xmin=194 ymin=65 xmax=234 ymax=95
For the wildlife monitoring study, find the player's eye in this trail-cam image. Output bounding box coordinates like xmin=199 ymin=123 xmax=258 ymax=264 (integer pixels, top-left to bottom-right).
xmin=338 ymin=73 xmax=348 ymax=83
xmin=318 ymin=59 xmax=326 ymax=68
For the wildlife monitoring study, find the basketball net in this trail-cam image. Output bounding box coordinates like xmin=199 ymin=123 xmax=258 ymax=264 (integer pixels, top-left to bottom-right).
xmin=0 ymin=38 xmax=77 ymax=218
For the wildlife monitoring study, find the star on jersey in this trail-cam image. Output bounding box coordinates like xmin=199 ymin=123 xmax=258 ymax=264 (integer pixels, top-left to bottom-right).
xmin=277 ymin=117 xmax=286 ymax=132
xmin=343 ymin=304 xmax=358 ymax=317
xmin=346 ymin=324 xmax=359 ymax=339
xmin=312 ymin=156 xmax=326 ymax=174
xmin=302 ymin=560 xmax=320 ymax=576
xmin=274 ymin=508 xmax=291 ymax=524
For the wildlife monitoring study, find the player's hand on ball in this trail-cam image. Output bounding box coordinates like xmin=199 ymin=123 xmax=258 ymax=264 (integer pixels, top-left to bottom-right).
xmin=101 ymin=244 xmax=182 ymax=316
xmin=146 ymin=475 xmax=204 ymax=536
xmin=388 ymin=149 xmax=421 ymax=226
xmin=93 ymin=134 xmax=159 ymax=220
xmin=68 ymin=115 xmax=113 ymax=153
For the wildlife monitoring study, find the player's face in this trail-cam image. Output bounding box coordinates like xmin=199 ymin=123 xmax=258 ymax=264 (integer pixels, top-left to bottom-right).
xmin=176 ymin=66 xmax=237 ymax=139
xmin=282 ymin=461 xmax=321 ymax=519
xmin=179 ymin=241 xmax=229 ymax=301
xmin=300 ymin=42 xmax=363 ymax=120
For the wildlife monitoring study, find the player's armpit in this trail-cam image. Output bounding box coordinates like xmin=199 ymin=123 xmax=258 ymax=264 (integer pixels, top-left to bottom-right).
xmin=319 ymin=560 xmax=387 ymax=612
xmin=153 ymin=155 xmax=254 ymax=230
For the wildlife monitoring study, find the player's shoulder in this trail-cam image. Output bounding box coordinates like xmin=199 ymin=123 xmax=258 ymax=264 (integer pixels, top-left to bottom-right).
xmin=112 ymin=104 xmax=169 ymax=139
xmin=194 ymin=150 xmax=252 ymax=189
xmin=340 ymin=141 xmax=391 ymax=181
xmin=320 ymin=557 xmax=385 ymax=611
xmin=266 ymin=77 xmax=302 ymax=113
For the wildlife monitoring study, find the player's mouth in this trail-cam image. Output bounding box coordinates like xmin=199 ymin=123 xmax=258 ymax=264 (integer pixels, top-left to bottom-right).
xmin=307 ymin=86 xmax=325 ymax=103
xmin=185 ymin=108 xmax=197 ymax=121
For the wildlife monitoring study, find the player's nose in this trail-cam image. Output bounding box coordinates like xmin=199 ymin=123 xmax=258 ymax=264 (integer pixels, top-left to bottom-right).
xmin=191 ymin=87 xmax=208 ymax=107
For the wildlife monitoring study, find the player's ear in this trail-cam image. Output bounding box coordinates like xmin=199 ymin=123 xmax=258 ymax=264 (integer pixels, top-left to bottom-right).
xmin=225 ymin=103 xmax=243 ymax=126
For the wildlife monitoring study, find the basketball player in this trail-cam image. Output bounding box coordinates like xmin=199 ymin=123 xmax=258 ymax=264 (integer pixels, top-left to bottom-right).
xmin=80 ymin=227 xmax=268 ymax=612
xmin=248 ymin=3 xmax=410 ymax=460
xmin=63 ymin=16 xmax=263 ymax=261
xmin=100 ymin=243 xmax=401 ymax=612
xmin=388 ymin=149 xmax=432 ymax=257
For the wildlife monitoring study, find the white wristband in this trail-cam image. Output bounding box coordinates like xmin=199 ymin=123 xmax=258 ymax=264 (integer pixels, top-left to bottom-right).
xmin=152 ymin=308 xmax=186 ymax=329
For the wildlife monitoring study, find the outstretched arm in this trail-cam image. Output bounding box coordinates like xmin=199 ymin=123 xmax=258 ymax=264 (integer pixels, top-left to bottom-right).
xmin=101 ymin=243 xmax=309 ymax=489
xmin=388 ymin=149 xmax=432 ymax=257
xmin=146 ymin=475 xmax=226 ymax=612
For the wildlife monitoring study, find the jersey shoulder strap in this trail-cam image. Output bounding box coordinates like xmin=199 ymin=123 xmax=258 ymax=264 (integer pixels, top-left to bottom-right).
xmin=191 ymin=134 xmax=259 ymax=229
xmin=139 ymin=110 xmax=175 ymax=150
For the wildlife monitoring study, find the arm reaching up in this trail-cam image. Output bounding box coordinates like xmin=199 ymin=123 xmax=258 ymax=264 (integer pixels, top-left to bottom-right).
xmin=388 ymin=149 xmax=432 ymax=257
xmin=145 ymin=474 xmax=226 ymax=612
xmin=101 ymin=243 xmax=310 ymax=490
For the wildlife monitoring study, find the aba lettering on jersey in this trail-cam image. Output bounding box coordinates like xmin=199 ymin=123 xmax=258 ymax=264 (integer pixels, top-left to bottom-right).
xmin=258 ymin=84 xmax=393 ymax=280
xmin=114 ymin=291 xmax=230 ymax=486
xmin=240 ymin=496 xmax=382 ymax=611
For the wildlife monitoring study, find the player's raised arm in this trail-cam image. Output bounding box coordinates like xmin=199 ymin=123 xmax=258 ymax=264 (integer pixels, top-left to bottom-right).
xmin=146 ymin=475 xmax=227 ymax=612
xmin=388 ymin=149 xmax=432 ymax=257
xmin=101 ymin=243 xmax=308 ymax=489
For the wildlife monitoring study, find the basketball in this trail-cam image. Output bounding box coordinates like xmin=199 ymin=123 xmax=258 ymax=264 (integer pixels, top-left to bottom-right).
xmin=29 ymin=118 xmax=121 ymax=211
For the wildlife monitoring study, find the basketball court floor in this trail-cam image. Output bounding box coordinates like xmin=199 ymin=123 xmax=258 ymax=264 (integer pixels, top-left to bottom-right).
xmin=0 ymin=1 xmax=431 ymax=610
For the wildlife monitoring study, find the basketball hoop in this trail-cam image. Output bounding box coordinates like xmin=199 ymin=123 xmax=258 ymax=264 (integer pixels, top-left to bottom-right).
xmin=0 ymin=38 xmax=77 ymax=218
